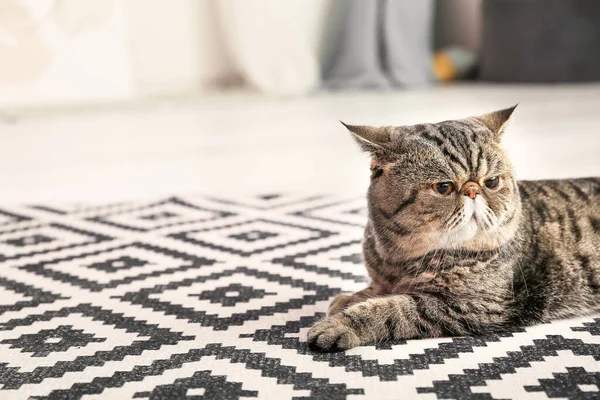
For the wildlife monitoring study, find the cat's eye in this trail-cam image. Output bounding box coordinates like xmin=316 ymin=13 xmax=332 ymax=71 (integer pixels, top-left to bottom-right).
xmin=372 ymin=168 xmax=383 ymax=178
xmin=433 ymin=182 xmax=454 ymax=195
xmin=484 ymin=176 xmax=500 ymax=189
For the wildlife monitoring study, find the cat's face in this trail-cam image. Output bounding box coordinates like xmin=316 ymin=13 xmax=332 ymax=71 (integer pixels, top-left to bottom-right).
xmin=346 ymin=107 xmax=521 ymax=257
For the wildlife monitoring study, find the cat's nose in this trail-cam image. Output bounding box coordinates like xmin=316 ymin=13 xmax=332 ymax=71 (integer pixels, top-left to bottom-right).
xmin=461 ymin=181 xmax=481 ymax=199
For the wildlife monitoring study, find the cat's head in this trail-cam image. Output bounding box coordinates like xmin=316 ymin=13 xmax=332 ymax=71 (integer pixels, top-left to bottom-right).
xmin=346 ymin=106 xmax=521 ymax=258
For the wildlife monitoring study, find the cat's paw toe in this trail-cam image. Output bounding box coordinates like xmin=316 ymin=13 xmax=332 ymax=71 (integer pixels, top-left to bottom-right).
xmin=307 ymin=317 xmax=360 ymax=352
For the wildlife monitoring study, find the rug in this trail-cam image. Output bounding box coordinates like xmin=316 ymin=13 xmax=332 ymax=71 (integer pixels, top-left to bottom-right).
xmin=0 ymin=194 xmax=599 ymax=399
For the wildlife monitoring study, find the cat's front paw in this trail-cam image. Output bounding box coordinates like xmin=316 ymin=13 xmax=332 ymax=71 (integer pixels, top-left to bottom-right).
xmin=307 ymin=314 xmax=361 ymax=352
xmin=328 ymin=294 xmax=355 ymax=316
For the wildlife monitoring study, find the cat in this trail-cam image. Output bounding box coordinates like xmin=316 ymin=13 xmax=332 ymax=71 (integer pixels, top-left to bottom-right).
xmin=307 ymin=106 xmax=600 ymax=351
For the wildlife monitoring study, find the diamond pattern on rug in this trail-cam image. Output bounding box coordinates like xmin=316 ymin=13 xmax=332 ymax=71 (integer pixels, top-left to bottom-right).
xmin=190 ymin=283 xmax=276 ymax=307
xmin=0 ymin=208 xmax=31 ymax=227
xmin=0 ymin=303 xmax=193 ymax=383
xmin=0 ymin=194 xmax=599 ymax=399
xmin=86 ymin=197 xmax=234 ymax=232
xmin=132 ymin=371 xmax=259 ymax=399
xmin=0 ymin=276 xmax=66 ymax=315
xmin=0 ymin=223 xmax=111 ymax=261
xmin=1 ymin=324 xmax=106 ymax=357
xmin=169 ymin=219 xmax=336 ymax=256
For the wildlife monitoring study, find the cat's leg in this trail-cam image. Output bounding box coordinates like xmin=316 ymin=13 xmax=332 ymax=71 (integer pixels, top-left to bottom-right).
xmin=308 ymin=292 xmax=506 ymax=351
xmin=328 ymin=286 xmax=379 ymax=315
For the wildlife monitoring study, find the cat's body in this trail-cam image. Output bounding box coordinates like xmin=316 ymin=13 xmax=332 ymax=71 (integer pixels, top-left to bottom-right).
xmin=308 ymin=108 xmax=600 ymax=351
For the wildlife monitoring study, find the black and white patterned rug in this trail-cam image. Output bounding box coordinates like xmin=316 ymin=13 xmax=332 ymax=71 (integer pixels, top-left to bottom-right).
xmin=1 ymin=194 xmax=599 ymax=399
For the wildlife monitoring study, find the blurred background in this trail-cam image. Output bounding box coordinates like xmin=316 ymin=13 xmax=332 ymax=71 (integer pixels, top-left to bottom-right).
xmin=1 ymin=0 xmax=599 ymax=204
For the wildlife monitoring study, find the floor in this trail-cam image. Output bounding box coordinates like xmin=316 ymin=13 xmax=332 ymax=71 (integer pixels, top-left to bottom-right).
xmin=1 ymin=84 xmax=599 ymax=205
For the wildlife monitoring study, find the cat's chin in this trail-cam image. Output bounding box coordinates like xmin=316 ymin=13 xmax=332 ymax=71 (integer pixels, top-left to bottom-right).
xmin=440 ymin=219 xmax=508 ymax=251
xmin=442 ymin=219 xmax=479 ymax=246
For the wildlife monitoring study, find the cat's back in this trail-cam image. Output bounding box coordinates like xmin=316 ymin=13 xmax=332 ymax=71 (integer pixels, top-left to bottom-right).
xmin=519 ymin=177 xmax=600 ymax=210
xmin=518 ymin=178 xmax=599 ymax=268
xmin=518 ymin=177 xmax=599 ymax=234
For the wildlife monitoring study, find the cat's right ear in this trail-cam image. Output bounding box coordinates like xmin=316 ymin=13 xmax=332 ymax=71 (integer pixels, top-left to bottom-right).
xmin=341 ymin=121 xmax=394 ymax=154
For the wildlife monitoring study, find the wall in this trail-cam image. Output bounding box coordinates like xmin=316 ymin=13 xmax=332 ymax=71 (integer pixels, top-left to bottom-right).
xmin=123 ymin=0 xmax=239 ymax=98
xmin=0 ymin=0 xmax=135 ymax=108
xmin=0 ymin=0 xmax=241 ymax=109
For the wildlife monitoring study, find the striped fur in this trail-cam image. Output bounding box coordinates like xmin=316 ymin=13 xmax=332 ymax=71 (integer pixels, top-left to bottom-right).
xmin=308 ymin=107 xmax=600 ymax=351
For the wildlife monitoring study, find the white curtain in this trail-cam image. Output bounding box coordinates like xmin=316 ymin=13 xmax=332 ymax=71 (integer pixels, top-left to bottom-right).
xmin=214 ymin=0 xmax=333 ymax=96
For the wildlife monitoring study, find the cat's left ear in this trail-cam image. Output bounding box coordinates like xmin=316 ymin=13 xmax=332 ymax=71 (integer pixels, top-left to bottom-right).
xmin=472 ymin=105 xmax=517 ymax=140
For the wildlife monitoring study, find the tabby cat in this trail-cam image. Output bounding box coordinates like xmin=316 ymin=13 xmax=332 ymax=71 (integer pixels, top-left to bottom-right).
xmin=308 ymin=106 xmax=600 ymax=351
